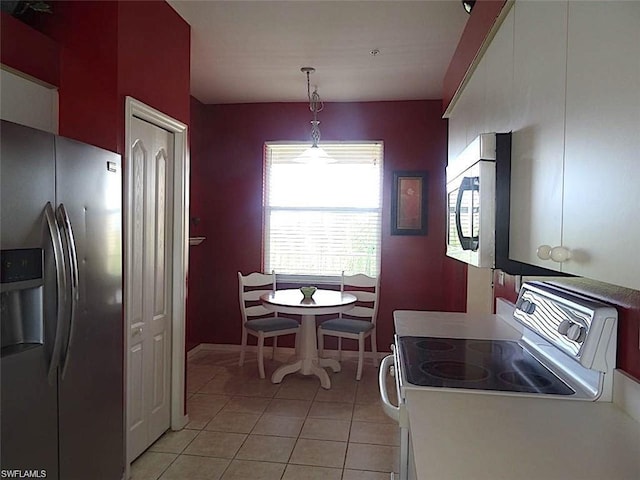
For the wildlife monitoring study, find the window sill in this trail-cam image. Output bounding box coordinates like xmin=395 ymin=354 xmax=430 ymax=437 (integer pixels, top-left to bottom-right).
xmin=276 ymin=274 xmax=341 ymax=286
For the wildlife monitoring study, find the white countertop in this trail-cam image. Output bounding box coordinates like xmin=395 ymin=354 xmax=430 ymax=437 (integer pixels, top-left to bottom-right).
xmin=394 ymin=308 xmax=522 ymax=341
xmin=394 ymin=308 xmax=640 ymax=480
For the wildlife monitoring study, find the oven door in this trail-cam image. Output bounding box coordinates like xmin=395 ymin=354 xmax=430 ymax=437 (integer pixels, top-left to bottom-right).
xmin=446 ymin=160 xmax=496 ymax=267
xmin=379 ymin=351 xmax=412 ymax=480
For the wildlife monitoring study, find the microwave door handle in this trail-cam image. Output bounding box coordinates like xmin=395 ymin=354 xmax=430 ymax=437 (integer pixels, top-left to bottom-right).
xmin=455 ymin=176 xmax=479 ymax=251
xmin=45 ymin=202 xmax=67 ymax=385
xmin=469 ymin=178 xmax=480 ymax=251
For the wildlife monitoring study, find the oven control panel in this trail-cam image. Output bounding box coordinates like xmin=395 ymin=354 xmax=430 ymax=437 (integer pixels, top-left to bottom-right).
xmin=513 ymin=281 xmax=617 ymax=371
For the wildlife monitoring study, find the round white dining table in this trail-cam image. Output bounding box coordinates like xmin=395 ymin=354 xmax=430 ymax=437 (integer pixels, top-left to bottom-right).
xmin=260 ymin=288 xmax=356 ymax=389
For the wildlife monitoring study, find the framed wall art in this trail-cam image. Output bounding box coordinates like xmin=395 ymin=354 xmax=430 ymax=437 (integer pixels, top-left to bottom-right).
xmin=391 ymin=171 xmax=428 ymax=235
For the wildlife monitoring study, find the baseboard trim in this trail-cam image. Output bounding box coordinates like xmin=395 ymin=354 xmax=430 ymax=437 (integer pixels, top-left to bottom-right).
xmin=614 ymin=369 xmax=640 ymax=423
xmin=171 ymin=413 xmax=189 ymax=431
xmin=190 ymin=343 xmax=388 ymax=361
xmin=186 ymin=344 xmax=204 ymax=359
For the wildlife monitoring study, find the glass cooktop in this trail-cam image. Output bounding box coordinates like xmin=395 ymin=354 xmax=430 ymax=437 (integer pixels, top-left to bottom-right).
xmin=397 ymin=336 xmax=574 ymax=395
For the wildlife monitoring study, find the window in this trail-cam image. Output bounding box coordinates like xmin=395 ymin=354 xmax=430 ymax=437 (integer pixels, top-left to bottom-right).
xmin=263 ymin=142 xmax=383 ymax=282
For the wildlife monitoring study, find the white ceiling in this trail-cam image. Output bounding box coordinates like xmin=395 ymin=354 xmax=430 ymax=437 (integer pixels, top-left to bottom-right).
xmin=167 ymin=1 xmax=470 ymax=105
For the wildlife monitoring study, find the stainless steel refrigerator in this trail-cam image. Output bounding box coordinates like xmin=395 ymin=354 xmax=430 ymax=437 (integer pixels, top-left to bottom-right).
xmin=1 ymin=120 xmax=124 ymax=479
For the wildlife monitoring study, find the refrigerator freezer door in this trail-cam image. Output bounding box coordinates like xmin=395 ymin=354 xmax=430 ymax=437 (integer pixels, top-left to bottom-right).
xmin=1 ymin=120 xmax=59 ymax=478
xmin=54 ymin=136 xmax=124 ymax=480
xmin=1 ymin=347 xmax=59 ymax=477
xmin=0 ymin=120 xmax=55 ymax=249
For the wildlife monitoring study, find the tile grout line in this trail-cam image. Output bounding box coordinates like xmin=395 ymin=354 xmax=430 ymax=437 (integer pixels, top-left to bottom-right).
xmin=142 ymin=354 xmax=391 ymax=479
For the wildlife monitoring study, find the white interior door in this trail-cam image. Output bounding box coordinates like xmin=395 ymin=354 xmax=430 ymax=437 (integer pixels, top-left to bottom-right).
xmin=127 ymin=117 xmax=174 ymax=461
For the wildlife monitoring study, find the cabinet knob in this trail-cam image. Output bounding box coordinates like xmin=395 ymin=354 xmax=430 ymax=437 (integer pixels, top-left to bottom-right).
xmin=537 ymin=245 xmax=552 ymax=260
xmin=550 ymin=246 xmax=571 ymax=262
xmin=537 ymin=245 xmax=570 ymax=263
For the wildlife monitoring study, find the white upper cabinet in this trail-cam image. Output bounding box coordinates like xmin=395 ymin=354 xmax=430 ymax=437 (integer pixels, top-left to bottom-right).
xmin=447 ymin=0 xmax=640 ymax=291
xmin=561 ymin=1 xmax=640 ymax=290
xmin=509 ymin=1 xmax=567 ymax=268
xmin=0 ymin=69 xmax=58 ymax=134
xmin=482 ymin=8 xmax=514 ymax=136
xmin=447 ymin=6 xmax=515 ymax=164
xmin=447 ymin=56 xmax=487 ymax=163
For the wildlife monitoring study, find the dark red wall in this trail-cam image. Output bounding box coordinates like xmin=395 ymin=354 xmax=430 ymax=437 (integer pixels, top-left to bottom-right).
xmin=2 ymin=0 xmax=190 ymax=154
xmin=116 ymin=0 xmax=190 ymax=151
xmin=187 ymin=96 xmax=210 ymax=351
xmin=186 ymin=100 xmax=468 ymax=351
xmin=0 ymin=12 xmax=59 ymax=86
xmin=494 ymin=271 xmax=640 ymax=381
xmin=442 ymin=0 xmax=507 ymax=112
xmin=24 ymin=1 xmax=120 ymax=151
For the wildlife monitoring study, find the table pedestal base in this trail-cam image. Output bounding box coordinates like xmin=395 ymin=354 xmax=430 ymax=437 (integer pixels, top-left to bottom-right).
xmin=271 ymin=314 xmax=341 ymax=389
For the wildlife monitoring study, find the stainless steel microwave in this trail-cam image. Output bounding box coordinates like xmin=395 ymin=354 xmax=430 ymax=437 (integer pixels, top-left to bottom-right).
xmin=446 ymin=133 xmax=497 ymax=267
xmin=446 ymin=132 xmax=565 ymax=276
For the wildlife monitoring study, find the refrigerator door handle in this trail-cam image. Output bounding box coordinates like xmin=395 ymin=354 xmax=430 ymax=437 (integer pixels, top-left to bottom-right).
xmin=45 ymin=202 xmax=67 ymax=384
xmin=57 ymin=203 xmax=79 ymax=379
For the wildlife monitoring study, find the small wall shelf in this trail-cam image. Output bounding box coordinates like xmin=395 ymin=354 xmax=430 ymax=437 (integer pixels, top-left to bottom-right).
xmin=189 ymin=237 xmax=205 ymax=246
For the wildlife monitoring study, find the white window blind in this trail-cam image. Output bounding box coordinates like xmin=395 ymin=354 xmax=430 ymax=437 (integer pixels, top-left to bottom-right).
xmin=264 ymin=142 xmax=383 ymax=279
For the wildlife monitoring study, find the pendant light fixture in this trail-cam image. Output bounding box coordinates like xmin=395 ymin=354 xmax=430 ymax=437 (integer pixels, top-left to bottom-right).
xmin=298 ymin=67 xmax=332 ymax=162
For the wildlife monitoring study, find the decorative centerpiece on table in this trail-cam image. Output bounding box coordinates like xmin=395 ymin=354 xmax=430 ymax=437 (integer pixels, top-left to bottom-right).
xmin=299 ymin=286 xmax=317 ymax=299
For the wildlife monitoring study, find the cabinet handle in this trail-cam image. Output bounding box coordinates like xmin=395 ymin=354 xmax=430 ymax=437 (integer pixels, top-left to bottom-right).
xmin=537 ymin=245 xmax=571 ymax=263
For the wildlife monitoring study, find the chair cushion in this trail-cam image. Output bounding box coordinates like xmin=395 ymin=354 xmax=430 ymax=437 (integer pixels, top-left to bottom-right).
xmin=245 ymin=317 xmax=299 ymax=333
xmin=319 ymin=318 xmax=374 ymax=335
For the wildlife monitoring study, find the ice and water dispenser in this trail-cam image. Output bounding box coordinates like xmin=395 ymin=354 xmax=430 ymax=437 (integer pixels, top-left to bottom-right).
xmin=1 ymin=249 xmax=44 ymax=356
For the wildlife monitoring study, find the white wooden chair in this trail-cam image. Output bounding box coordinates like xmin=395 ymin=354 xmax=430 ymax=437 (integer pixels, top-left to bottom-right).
xmin=317 ymin=272 xmax=379 ymax=380
xmin=238 ymin=271 xmax=299 ymax=379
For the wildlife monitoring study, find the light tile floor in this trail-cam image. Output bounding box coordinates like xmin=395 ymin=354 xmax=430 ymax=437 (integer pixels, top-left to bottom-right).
xmin=131 ymin=349 xmax=399 ymax=480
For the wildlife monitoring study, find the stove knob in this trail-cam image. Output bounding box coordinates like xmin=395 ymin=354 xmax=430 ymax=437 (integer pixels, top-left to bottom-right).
xmin=518 ymin=299 xmax=531 ymax=312
xmin=567 ymin=324 xmax=586 ymax=343
xmin=558 ymin=319 xmax=572 ymax=335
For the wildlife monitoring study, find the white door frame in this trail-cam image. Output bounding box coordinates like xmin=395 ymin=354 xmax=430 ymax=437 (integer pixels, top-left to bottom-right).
xmin=124 ymin=97 xmax=189 ymax=461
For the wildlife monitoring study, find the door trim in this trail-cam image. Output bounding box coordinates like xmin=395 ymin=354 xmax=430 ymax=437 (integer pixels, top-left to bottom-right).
xmin=124 ymin=97 xmax=189 ymax=463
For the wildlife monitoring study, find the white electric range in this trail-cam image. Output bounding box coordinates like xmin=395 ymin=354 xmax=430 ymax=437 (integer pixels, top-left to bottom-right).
xmin=379 ymin=281 xmax=640 ymax=480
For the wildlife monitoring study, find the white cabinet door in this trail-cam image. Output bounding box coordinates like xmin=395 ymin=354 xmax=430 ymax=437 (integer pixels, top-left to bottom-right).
xmin=446 ymin=65 xmax=486 ymax=163
xmin=482 ymin=6 xmax=514 ymax=135
xmin=562 ymin=1 xmax=640 ymax=290
xmin=509 ymin=1 xmax=567 ymax=268
xmin=447 ymin=6 xmax=514 ymax=162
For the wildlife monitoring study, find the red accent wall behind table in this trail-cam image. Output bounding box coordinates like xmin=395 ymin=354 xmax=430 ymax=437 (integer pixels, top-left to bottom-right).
xmin=493 ymin=270 xmax=640 ymax=381
xmin=187 ymin=100 xmax=468 ymax=351
xmin=442 ymin=0 xmax=507 ymax=112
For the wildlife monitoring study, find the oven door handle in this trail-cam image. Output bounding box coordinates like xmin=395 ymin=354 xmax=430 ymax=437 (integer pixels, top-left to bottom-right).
xmin=379 ymin=355 xmax=400 ymax=422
